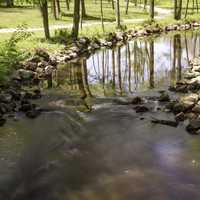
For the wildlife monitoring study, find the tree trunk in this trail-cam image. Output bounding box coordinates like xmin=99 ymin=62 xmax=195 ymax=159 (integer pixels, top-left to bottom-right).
xmin=125 ymin=0 xmax=130 ymax=14
xmin=72 ymin=0 xmax=81 ymax=39
xmin=115 ymin=0 xmax=121 ymax=28
xmin=40 ymin=0 xmax=50 ymax=39
xmin=66 ymin=0 xmax=70 ymax=10
xmin=81 ymin=0 xmax=86 ymax=17
xmin=56 ymin=0 xmax=61 ymax=15
xmin=100 ymin=0 xmax=104 ymax=31
xmin=52 ymin=0 xmax=58 ymax=19
xmin=150 ymin=0 xmax=154 ymax=20
xmin=6 ymin=0 xmax=14 ymax=7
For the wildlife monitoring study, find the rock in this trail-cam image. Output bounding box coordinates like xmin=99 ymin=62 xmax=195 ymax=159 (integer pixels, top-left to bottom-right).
xmin=165 ymin=101 xmax=177 ymax=111
xmin=7 ymin=90 xmax=21 ymax=101
xmin=24 ymin=61 xmax=38 ymax=71
xmin=20 ymin=103 xmax=35 ymax=112
xmin=26 ymin=109 xmax=41 ymax=119
xmin=37 ymin=61 xmax=49 ymax=68
xmin=151 ymin=118 xmax=179 ymax=127
xmin=0 ymin=116 xmax=6 ymax=126
xmin=49 ymin=57 xmax=58 ymax=67
xmin=0 ymin=93 xmax=12 ymax=103
xmin=175 ymin=112 xmax=185 ymax=121
xmin=172 ymin=103 xmax=185 ymax=114
xmin=78 ymin=37 xmax=90 ymax=45
xmin=35 ymin=48 xmax=50 ymax=61
xmin=184 ymin=71 xmax=200 ymax=79
xmin=0 ymin=102 xmax=15 ymax=113
xmin=24 ymin=92 xmax=34 ymax=99
xmin=159 ymin=92 xmax=170 ymax=102
xmin=189 ymin=77 xmax=200 ymax=86
xmin=113 ymin=98 xmax=130 ymax=105
xmin=185 ymin=112 xmax=197 ymax=119
xmin=192 ymin=105 xmax=200 ymax=113
xmin=45 ymin=65 xmax=54 ymax=75
xmin=131 ymin=97 xmax=142 ymax=104
xmin=192 ymin=65 xmax=200 ymax=72
xmin=175 ymin=85 xmax=188 ymax=93
xmin=186 ymin=119 xmax=200 ymax=134
xmin=193 ymin=22 xmax=200 ymax=27
xmin=181 ymin=100 xmax=195 ymax=111
xmin=134 ymin=105 xmax=149 ymax=113
xmin=17 ymin=69 xmax=36 ymax=80
xmin=27 ymin=55 xmax=42 ymax=63
xmin=181 ymin=94 xmax=199 ymax=103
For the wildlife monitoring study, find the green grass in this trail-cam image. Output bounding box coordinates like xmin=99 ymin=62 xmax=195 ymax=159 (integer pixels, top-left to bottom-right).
xmin=0 ymin=0 xmax=149 ymax=29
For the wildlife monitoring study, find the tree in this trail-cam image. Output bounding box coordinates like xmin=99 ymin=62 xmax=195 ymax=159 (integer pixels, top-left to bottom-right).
xmin=72 ymin=0 xmax=81 ymax=39
xmin=174 ymin=0 xmax=182 ymax=20
xmin=6 ymin=0 xmax=14 ymax=7
xmin=100 ymin=0 xmax=104 ymax=31
xmin=115 ymin=0 xmax=121 ymax=28
xmin=81 ymin=0 xmax=86 ymax=17
xmin=150 ymin=0 xmax=154 ymax=20
xmin=39 ymin=0 xmax=50 ymax=39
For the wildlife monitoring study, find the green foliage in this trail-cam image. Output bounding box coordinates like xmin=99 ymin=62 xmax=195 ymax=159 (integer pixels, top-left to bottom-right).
xmin=0 ymin=25 xmax=32 ymax=83
xmin=54 ymin=28 xmax=73 ymax=43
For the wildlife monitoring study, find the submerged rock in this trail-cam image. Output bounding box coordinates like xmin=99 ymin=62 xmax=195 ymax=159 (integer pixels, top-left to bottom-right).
xmin=0 ymin=116 xmax=6 ymax=127
xmin=159 ymin=92 xmax=170 ymax=102
xmin=131 ymin=97 xmax=142 ymax=104
xmin=186 ymin=119 xmax=200 ymax=135
xmin=151 ymin=118 xmax=179 ymax=127
xmin=134 ymin=105 xmax=149 ymax=113
xmin=26 ymin=109 xmax=41 ymax=119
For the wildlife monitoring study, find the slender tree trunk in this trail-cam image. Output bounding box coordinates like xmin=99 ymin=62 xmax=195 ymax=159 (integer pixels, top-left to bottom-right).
xmin=56 ymin=0 xmax=61 ymax=15
xmin=72 ymin=0 xmax=81 ymax=39
xmin=100 ymin=0 xmax=104 ymax=31
xmin=6 ymin=0 xmax=14 ymax=7
xmin=174 ymin=0 xmax=178 ymax=19
xmin=81 ymin=0 xmax=86 ymax=17
xmin=111 ymin=0 xmax=114 ymax=9
xmin=66 ymin=0 xmax=70 ymax=10
xmin=115 ymin=0 xmax=121 ymax=28
xmin=185 ymin=0 xmax=189 ymax=18
xmin=150 ymin=0 xmax=154 ymax=20
xmin=125 ymin=0 xmax=130 ymax=14
xmin=52 ymin=0 xmax=58 ymax=19
xmin=144 ymin=0 xmax=147 ymax=10
xmin=40 ymin=0 xmax=50 ymax=39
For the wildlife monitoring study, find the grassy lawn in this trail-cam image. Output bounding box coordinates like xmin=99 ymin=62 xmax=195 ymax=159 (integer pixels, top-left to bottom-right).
xmin=0 ymin=0 xmax=149 ymax=29
xmin=0 ymin=0 xmax=200 ymax=53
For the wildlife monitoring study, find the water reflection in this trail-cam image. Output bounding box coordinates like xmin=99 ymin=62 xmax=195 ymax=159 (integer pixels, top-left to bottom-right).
xmin=51 ymin=32 xmax=200 ymax=99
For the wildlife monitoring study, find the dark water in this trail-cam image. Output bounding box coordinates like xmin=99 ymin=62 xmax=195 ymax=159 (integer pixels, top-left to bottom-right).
xmin=1 ymin=31 xmax=200 ymax=200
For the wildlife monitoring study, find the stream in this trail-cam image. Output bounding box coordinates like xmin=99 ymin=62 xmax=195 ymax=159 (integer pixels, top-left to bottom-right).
xmin=1 ymin=30 xmax=200 ymax=200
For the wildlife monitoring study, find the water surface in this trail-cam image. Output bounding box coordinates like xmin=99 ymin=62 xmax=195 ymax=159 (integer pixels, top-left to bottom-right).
xmin=1 ymin=31 xmax=200 ymax=200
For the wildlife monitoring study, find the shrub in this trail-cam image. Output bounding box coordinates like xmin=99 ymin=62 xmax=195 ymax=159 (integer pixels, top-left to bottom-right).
xmin=0 ymin=25 xmax=32 ymax=83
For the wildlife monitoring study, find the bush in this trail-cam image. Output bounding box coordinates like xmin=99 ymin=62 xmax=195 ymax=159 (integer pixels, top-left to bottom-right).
xmin=0 ymin=25 xmax=32 ymax=83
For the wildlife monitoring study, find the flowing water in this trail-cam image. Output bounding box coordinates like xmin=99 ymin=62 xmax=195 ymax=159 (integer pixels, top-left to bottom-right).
xmin=1 ymin=31 xmax=200 ymax=200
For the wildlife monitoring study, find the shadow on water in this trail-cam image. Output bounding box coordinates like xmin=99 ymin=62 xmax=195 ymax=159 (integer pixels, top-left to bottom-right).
xmin=1 ymin=31 xmax=200 ymax=199
xmin=0 ymin=112 xmax=111 ymax=200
